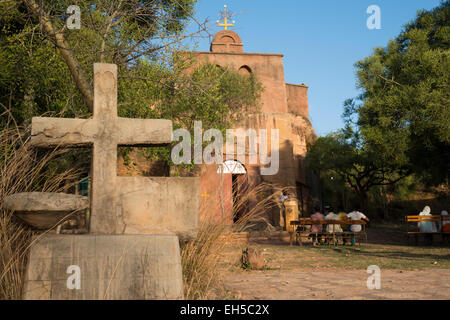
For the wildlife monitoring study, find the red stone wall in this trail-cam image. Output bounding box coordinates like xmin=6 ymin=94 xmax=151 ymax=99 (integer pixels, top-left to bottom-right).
xmin=198 ymin=164 xmax=233 ymax=224
xmin=286 ymin=83 xmax=309 ymax=119
xmin=190 ymin=31 xmax=317 ymax=226
xmin=192 ymin=52 xmax=288 ymax=114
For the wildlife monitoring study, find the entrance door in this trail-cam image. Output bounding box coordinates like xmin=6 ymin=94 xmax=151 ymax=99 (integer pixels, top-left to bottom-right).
xmin=218 ymin=160 xmax=247 ymax=223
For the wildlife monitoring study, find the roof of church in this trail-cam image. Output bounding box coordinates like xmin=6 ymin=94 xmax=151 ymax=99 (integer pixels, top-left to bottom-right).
xmin=208 ymin=30 xmax=283 ymax=56
xmin=286 ymin=82 xmax=309 ymax=88
xmin=195 ymin=51 xmax=284 ymax=57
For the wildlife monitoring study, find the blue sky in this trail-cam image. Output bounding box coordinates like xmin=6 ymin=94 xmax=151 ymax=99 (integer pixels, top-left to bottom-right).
xmin=184 ymin=0 xmax=442 ymax=136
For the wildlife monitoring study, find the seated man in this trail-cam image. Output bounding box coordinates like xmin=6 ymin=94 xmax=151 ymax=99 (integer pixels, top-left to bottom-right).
xmin=337 ymin=208 xmax=349 ymax=228
xmin=441 ymin=210 xmax=450 ymax=231
xmin=310 ymin=207 xmax=324 ymax=246
xmin=337 ymin=208 xmax=349 ymax=244
xmin=441 ymin=210 xmax=450 ymax=243
xmin=324 ymin=207 xmax=343 ymax=233
xmin=324 ymin=207 xmax=343 ymax=245
xmin=347 ymin=209 xmax=370 ymax=245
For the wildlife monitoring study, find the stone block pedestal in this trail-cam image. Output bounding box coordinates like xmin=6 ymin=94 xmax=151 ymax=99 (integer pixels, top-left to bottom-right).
xmin=23 ymin=234 xmax=184 ymax=300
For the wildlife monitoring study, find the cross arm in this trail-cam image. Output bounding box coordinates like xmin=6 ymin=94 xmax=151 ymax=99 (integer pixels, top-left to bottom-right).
xmin=31 ymin=117 xmax=95 ymax=147
xmin=116 ymin=118 xmax=173 ymax=146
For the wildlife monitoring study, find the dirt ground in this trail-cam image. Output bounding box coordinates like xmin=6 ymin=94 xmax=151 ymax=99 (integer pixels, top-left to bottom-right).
xmin=215 ymin=223 xmax=450 ymax=300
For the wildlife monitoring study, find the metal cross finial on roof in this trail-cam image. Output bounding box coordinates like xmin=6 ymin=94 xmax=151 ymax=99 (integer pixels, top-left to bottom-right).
xmin=216 ymin=5 xmax=235 ymax=30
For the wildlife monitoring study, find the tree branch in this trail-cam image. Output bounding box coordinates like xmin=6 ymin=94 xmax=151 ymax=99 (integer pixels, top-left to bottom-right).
xmin=23 ymin=0 xmax=94 ymax=112
xmin=377 ymin=74 xmax=403 ymax=87
xmin=100 ymin=0 xmax=124 ymax=62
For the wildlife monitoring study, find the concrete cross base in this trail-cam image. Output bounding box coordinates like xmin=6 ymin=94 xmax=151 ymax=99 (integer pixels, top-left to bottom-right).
xmin=23 ymin=234 xmax=184 ymax=300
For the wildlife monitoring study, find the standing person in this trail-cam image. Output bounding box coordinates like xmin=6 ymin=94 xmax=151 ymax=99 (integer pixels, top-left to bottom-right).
xmin=310 ymin=207 xmax=324 ymax=246
xmin=273 ymin=190 xmax=288 ymax=228
xmin=347 ymin=208 xmax=370 ymax=245
xmin=279 ymin=191 xmax=289 ymax=227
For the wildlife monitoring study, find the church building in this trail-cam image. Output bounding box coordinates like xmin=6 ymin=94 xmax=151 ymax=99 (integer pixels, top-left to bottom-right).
xmin=192 ymin=27 xmax=316 ymax=228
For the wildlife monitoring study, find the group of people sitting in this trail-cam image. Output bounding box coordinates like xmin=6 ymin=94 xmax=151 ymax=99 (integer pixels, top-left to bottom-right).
xmin=417 ymin=206 xmax=449 ymax=233
xmin=309 ymin=206 xmax=370 ymax=246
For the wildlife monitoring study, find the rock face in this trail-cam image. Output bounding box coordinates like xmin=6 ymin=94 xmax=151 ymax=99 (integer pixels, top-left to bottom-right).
xmin=2 ymin=192 xmax=89 ymax=229
xmin=241 ymin=247 xmax=266 ymax=270
xmin=117 ymin=176 xmax=199 ymax=242
xmin=23 ymin=234 xmax=184 ymax=300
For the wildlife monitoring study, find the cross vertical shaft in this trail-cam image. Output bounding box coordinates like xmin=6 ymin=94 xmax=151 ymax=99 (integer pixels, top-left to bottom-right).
xmin=90 ymin=63 xmax=119 ymax=234
xmin=30 ymin=63 xmax=174 ymax=235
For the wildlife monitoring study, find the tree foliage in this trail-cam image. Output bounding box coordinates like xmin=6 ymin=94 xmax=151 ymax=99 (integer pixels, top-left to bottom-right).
xmin=306 ymin=128 xmax=409 ymax=211
xmin=307 ymin=2 xmax=449 ymax=213
xmin=0 ymin=0 xmax=261 ymax=131
xmin=0 ymin=0 xmax=263 ymax=174
xmin=344 ymin=0 xmax=450 ymax=185
xmin=1 ymin=0 xmax=199 ymax=118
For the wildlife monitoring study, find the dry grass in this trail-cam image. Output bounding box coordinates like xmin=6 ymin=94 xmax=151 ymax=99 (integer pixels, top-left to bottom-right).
xmin=181 ymin=178 xmax=292 ymax=299
xmin=0 ymin=109 xmax=295 ymax=300
xmin=0 ymin=112 xmax=81 ymax=300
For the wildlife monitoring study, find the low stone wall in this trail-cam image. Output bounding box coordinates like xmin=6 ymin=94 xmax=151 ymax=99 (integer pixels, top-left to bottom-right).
xmin=23 ymin=234 xmax=184 ymax=300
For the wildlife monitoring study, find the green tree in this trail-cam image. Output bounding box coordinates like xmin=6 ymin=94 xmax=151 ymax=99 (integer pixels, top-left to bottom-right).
xmin=1 ymin=0 xmax=199 ymax=118
xmin=0 ymin=1 xmax=262 ymax=129
xmin=344 ymin=1 xmax=450 ymax=185
xmin=0 ymin=0 xmax=263 ymax=173
xmin=306 ymin=127 xmax=409 ymax=212
xmin=117 ymin=61 xmax=262 ymax=171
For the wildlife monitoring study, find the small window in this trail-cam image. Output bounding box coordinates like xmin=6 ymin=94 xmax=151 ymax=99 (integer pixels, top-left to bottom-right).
xmin=217 ymin=159 xmax=246 ymax=174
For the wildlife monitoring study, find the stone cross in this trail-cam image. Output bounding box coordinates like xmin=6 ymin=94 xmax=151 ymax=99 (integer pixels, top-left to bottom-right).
xmin=31 ymin=63 xmax=173 ymax=234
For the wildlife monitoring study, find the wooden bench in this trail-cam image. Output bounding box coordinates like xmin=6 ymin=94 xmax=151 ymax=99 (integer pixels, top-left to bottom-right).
xmin=405 ymin=215 xmax=450 ymax=245
xmin=290 ymin=218 xmax=367 ymax=246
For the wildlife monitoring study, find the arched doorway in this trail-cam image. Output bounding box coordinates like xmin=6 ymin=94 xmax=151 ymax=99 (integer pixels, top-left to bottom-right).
xmin=238 ymin=65 xmax=252 ymax=75
xmin=218 ymin=160 xmax=248 ymax=223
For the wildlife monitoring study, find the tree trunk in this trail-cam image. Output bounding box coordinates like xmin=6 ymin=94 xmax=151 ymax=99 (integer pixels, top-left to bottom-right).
xmin=382 ymin=185 xmax=389 ymax=220
xmin=359 ymin=190 xmax=369 ymax=214
xmin=24 ymin=0 xmax=94 ymax=112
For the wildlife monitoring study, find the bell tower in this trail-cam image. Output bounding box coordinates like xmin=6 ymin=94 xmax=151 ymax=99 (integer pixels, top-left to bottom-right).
xmin=210 ymin=30 xmax=244 ymax=53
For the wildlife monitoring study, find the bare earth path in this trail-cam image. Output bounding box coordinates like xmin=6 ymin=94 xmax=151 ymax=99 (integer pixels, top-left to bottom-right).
xmin=217 ymin=225 xmax=450 ymax=300
xmin=221 ymin=269 xmax=450 ymax=300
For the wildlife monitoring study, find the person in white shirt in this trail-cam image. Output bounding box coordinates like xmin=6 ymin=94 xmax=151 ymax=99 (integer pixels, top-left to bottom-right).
xmin=322 ymin=206 xmax=342 ymax=245
xmin=347 ymin=209 xmax=370 ymax=245
xmin=324 ymin=207 xmax=343 ymax=233
xmin=347 ymin=210 xmax=369 ymax=232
